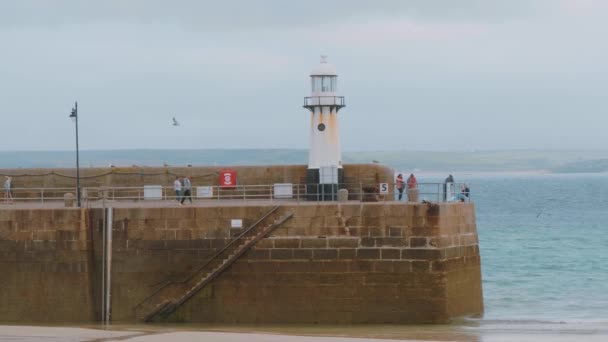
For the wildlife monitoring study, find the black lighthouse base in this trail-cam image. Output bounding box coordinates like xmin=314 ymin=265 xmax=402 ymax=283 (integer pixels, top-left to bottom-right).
xmin=305 ymin=168 xmax=345 ymax=201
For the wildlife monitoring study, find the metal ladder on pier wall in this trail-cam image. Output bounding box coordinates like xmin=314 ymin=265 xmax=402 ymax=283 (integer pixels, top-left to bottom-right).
xmin=134 ymin=206 xmax=293 ymax=322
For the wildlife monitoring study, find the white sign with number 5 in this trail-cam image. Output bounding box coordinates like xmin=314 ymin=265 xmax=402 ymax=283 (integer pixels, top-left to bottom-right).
xmin=379 ymin=183 xmax=389 ymax=194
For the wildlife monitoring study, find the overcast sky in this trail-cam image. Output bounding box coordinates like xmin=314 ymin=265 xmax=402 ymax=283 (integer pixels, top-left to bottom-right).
xmin=1 ymin=0 xmax=606 ymax=152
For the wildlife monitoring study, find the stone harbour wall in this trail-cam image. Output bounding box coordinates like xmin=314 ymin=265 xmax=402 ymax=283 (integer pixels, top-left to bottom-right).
xmin=0 ymin=163 xmax=394 ymax=190
xmin=170 ymin=203 xmax=482 ymax=323
xmin=0 ymin=163 xmax=395 ymax=203
xmin=0 ymin=202 xmax=483 ymax=324
xmin=0 ymin=209 xmax=100 ymax=322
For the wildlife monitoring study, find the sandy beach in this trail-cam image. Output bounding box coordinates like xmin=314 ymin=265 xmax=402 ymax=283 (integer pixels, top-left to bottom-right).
xmin=1 ymin=322 xmax=608 ymax=342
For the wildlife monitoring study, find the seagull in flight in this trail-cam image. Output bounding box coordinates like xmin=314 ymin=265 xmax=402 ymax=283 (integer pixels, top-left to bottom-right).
xmin=172 ymin=117 xmax=180 ymax=126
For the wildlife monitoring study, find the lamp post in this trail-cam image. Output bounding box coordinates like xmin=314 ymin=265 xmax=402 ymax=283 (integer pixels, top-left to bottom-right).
xmin=69 ymin=101 xmax=81 ymax=207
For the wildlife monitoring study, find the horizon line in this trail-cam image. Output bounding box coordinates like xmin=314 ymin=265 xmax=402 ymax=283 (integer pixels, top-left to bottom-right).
xmin=1 ymin=147 xmax=608 ymax=153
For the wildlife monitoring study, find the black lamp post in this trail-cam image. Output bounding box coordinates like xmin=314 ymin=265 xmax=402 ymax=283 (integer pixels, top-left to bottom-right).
xmin=69 ymin=101 xmax=81 ymax=207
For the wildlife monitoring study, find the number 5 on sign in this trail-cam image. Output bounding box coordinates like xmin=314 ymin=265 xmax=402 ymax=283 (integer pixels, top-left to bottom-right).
xmin=379 ymin=183 xmax=389 ymax=194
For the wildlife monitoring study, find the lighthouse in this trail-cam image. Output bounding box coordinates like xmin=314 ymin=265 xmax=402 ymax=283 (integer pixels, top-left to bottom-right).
xmin=303 ymin=56 xmax=346 ymax=200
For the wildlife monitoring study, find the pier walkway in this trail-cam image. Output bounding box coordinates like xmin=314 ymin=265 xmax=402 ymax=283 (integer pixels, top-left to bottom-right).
xmin=0 ymin=199 xmax=311 ymax=210
xmin=0 ymin=182 xmax=470 ymax=210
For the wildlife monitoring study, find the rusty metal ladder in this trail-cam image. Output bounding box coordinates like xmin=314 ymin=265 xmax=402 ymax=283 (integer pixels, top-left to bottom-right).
xmin=134 ymin=206 xmax=293 ymax=322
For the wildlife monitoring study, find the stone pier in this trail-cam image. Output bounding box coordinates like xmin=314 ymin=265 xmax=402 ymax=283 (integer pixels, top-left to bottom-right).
xmin=0 ymin=201 xmax=482 ymax=324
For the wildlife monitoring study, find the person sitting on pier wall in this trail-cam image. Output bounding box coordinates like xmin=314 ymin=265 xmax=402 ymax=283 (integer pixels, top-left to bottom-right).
xmin=406 ymin=173 xmax=418 ymax=202
xmin=173 ymin=176 xmax=182 ymax=202
xmin=180 ymin=175 xmax=193 ymax=205
xmin=456 ymin=183 xmax=470 ymax=202
xmin=395 ymin=174 xmax=405 ymax=201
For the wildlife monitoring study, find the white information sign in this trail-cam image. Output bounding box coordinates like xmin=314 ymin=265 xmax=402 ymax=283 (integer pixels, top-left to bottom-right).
xmin=320 ymin=166 xmax=339 ymax=184
xmin=196 ymin=186 xmax=213 ymax=198
xmin=446 ymin=182 xmax=455 ymax=201
xmin=274 ymin=183 xmax=293 ymax=199
xmin=143 ymin=185 xmax=162 ymax=200
xmin=231 ymin=219 xmax=243 ymax=228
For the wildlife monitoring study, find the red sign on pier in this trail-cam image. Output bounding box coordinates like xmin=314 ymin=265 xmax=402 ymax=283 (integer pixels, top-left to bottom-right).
xmin=219 ymin=169 xmax=237 ymax=188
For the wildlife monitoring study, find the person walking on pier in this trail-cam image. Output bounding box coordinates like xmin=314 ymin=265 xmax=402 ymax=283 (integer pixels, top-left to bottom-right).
xmin=3 ymin=176 xmax=13 ymax=204
xmin=173 ymin=176 xmax=182 ymax=203
xmin=396 ymin=174 xmax=405 ymax=201
xmin=180 ymin=175 xmax=192 ymax=205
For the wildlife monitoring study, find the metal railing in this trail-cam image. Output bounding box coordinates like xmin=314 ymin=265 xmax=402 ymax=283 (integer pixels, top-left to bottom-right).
xmin=2 ymin=187 xmax=75 ymax=204
xmin=1 ymin=182 xmax=471 ymax=205
xmin=396 ymin=182 xmax=472 ymax=203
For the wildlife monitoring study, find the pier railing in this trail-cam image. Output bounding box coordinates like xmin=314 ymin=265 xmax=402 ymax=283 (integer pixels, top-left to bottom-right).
xmin=1 ymin=182 xmax=471 ymax=205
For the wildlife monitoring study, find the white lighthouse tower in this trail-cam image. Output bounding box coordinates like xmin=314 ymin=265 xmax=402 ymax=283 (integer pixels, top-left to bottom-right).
xmin=303 ymin=56 xmax=345 ymax=200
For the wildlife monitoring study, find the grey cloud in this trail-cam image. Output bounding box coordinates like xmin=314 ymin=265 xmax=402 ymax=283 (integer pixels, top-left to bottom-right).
xmin=0 ymin=0 xmax=542 ymax=31
xmin=0 ymin=0 xmax=606 ymax=152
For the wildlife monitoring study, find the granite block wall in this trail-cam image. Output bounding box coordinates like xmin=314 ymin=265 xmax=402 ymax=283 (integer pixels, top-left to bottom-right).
xmin=0 ymin=163 xmax=394 ymax=198
xmin=0 ymin=208 xmax=98 ymax=323
xmin=166 ymin=203 xmax=482 ymax=324
xmin=0 ymin=201 xmax=482 ymax=324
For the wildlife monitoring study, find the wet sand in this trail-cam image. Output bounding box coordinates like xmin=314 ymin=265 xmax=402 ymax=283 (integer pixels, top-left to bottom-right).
xmin=2 ymin=322 xmax=608 ymax=342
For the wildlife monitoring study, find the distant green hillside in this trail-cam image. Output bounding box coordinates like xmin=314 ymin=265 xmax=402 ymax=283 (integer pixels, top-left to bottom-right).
xmin=551 ymin=159 xmax=608 ymax=173
xmin=345 ymin=149 xmax=608 ymax=172
xmin=0 ymin=149 xmax=309 ymax=168
xmin=1 ymin=149 xmax=608 ymax=173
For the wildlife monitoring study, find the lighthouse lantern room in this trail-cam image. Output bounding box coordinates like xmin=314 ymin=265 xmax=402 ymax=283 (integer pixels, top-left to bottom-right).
xmin=303 ymin=56 xmax=346 ymax=200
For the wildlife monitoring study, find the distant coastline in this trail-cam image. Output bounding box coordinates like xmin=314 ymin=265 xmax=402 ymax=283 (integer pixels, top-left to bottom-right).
xmin=1 ymin=148 xmax=608 ymax=174
xmin=551 ymin=158 xmax=608 ymax=173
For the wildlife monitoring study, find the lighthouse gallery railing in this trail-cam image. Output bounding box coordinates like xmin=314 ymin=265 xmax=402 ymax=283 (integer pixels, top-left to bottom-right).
xmin=303 ymin=96 xmax=345 ymax=107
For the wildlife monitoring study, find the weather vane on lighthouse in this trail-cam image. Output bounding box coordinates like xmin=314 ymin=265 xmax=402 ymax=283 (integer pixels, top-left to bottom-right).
xmin=303 ymin=55 xmax=346 ymax=200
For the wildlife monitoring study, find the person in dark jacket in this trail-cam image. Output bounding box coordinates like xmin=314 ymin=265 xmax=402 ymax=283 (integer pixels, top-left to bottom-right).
xmin=180 ymin=175 xmax=193 ymax=205
xmin=395 ymin=174 xmax=405 ymax=201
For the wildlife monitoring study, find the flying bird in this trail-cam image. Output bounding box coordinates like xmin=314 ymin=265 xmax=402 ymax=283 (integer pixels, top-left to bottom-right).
xmin=172 ymin=117 xmax=180 ymax=126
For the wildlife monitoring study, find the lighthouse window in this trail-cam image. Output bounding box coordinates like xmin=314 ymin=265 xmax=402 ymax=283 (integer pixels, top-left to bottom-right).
xmin=312 ymin=76 xmax=336 ymax=92
xmin=324 ymin=76 xmax=337 ymax=92
xmin=317 ymin=123 xmax=326 ymax=131
xmin=312 ymin=77 xmax=322 ymax=92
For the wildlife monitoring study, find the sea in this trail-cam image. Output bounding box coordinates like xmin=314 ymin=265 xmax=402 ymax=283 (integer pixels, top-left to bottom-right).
xmin=414 ymin=171 xmax=608 ymax=324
